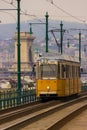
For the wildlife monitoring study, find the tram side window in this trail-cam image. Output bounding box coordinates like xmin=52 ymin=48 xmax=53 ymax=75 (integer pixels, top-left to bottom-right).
xmin=61 ymin=64 xmax=66 ymax=78
xmin=78 ymin=66 xmax=80 ymax=77
xmin=72 ymin=66 xmax=75 ymax=77
xmin=76 ymin=66 xmax=80 ymax=77
xmin=66 ymin=65 xmax=72 ymax=78
xmin=70 ymin=65 xmax=72 ymax=78
xmin=62 ymin=65 xmax=64 ymax=78
xmin=66 ymin=65 xmax=69 ymax=78
xmin=58 ymin=63 xmax=60 ymax=78
xmin=75 ymin=66 xmax=77 ymax=77
xmin=76 ymin=66 xmax=78 ymax=77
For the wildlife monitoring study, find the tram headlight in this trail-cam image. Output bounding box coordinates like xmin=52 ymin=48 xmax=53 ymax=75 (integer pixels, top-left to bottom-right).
xmin=47 ymin=86 xmax=50 ymax=90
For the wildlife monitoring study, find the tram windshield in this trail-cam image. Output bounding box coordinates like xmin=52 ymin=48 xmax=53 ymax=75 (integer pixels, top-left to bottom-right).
xmin=39 ymin=64 xmax=57 ymax=79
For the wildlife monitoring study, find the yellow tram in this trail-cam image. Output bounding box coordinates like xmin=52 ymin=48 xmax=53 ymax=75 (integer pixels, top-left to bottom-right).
xmin=36 ymin=54 xmax=81 ymax=100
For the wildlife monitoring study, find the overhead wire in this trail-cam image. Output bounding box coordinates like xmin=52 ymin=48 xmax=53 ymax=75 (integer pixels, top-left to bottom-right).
xmin=1 ymin=0 xmax=45 ymax=23
xmin=1 ymin=0 xmax=87 ymax=25
xmin=1 ymin=0 xmax=87 ymax=36
xmin=1 ymin=0 xmax=87 ymax=52
xmin=0 ymin=11 xmax=16 ymax=22
xmin=46 ymin=0 xmax=86 ymax=23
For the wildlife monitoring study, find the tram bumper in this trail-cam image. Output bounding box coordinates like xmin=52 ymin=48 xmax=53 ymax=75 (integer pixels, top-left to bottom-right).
xmin=40 ymin=92 xmax=58 ymax=98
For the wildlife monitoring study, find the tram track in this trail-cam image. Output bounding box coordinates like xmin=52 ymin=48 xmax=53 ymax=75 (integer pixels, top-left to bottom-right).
xmin=0 ymin=93 xmax=87 ymax=130
xmin=0 ymin=100 xmax=60 ymax=130
xmin=21 ymin=95 xmax=87 ymax=130
xmin=47 ymin=99 xmax=87 ymax=130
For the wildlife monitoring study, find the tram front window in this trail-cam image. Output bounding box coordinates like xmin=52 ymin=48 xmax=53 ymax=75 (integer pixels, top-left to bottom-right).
xmin=39 ymin=64 xmax=56 ymax=79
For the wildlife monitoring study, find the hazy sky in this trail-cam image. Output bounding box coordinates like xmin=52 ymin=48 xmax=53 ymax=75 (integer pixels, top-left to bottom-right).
xmin=0 ymin=0 xmax=87 ymax=24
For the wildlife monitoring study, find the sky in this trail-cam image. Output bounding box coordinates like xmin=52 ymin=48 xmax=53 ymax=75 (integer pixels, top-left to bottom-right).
xmin=0 ymin=0 xmax=87 ymax=24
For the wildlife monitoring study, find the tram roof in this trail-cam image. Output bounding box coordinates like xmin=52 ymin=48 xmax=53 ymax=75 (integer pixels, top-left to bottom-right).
xmin=37 ymin=53 xmax=80 ymax=63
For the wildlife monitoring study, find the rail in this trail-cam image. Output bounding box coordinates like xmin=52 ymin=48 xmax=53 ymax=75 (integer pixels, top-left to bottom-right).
xmin=0 ymin=95 xmax=87 ymax=130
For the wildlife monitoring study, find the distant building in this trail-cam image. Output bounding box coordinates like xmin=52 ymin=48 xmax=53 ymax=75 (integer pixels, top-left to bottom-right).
xmin=10 ymin=32 xmax=35 ymax=72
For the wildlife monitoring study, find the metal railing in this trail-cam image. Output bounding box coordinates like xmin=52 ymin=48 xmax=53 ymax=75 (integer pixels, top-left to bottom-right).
xmin=81 ymin=83 xmax=87 ymax=91
xmin=0 ymin=88 xmax=38 ymax=110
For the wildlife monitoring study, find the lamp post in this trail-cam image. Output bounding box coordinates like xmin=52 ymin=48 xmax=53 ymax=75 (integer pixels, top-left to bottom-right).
xmin=29 ymin=23 xmax=33 ymax=34
xmin=67 ymin=39 xmax=70 ymax=48
xmin=17 ymin=0 xmax=21 ymax=102
xmin=60 ymin=21 xmax=63 ymax=54
xmin=79 ymin=32 xmax=81 ymax=63
xmin=45 ymin=12 xmax=49 ymax=53
xmin=60 ymin=21 xmax=65 ymax=54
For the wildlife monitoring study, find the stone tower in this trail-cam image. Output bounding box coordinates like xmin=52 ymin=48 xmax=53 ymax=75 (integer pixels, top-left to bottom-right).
xmin=12 ymin=32 xmax=35 ymax=72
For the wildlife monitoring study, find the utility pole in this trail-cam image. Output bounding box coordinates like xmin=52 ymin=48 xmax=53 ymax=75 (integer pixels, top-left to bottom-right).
xmin=69 ymin=28 xmax=87 ymax=64
xmin=79 ymin=32 xmax=81 ymax=63
xmin=45 ymin=12 xmax=49 ymax=53
xmin=60 ymin=21 xmax=63 ymax=54
xmin=29 ymin=23 xmax=33 ymax=34
xmin=67 ymin=39 xmax=70 ymax=48
xmin=17 ymin=0 xmax=21 ymax=103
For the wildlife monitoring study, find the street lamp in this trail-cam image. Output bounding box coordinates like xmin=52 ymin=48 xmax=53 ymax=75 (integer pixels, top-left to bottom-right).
xmin=67 ymin=39 xmax=70 ymax=48
xmin=60 ymin=21 xmax=63 ymax=54
xmin=17 ymin=0 xmax=21 ymax=103
xmin=45 ymin=12 xmax=49 ymax=53
xmin=60 ymin=21 xmax=65 ymax=54
xmin=79 ymin=32 xmax=81 ymax=63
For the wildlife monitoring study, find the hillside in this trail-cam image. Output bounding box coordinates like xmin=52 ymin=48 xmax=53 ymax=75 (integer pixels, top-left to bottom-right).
xmin=0 ymin=19 xmax=86 ymax=40
xmin=0 ymin=19 xmax=86 ymax=54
